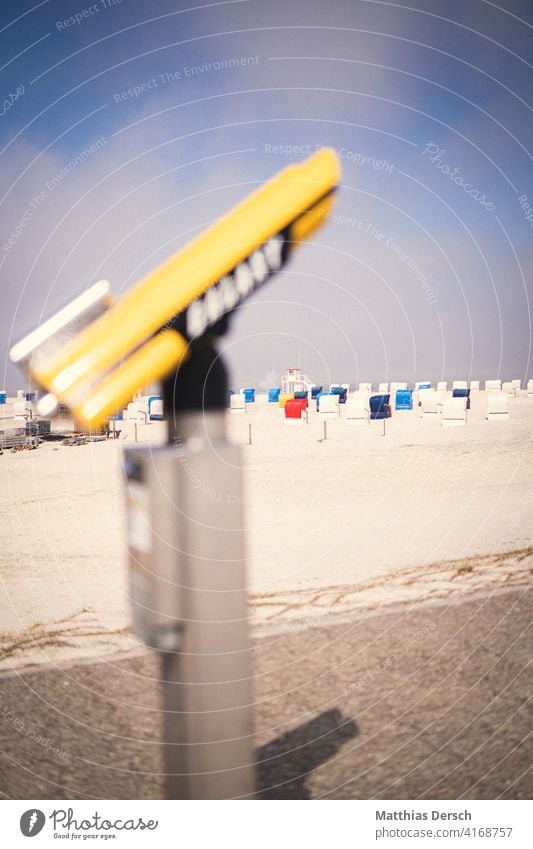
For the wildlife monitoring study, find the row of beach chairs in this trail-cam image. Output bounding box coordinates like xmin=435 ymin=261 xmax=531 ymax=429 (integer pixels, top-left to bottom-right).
xmin=230 ymin=384 xmax=518 ymax=426
xmin=232 ymin=379 xmax=532 ymax=404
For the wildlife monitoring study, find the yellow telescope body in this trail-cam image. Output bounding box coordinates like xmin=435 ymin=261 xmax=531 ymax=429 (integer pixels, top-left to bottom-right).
xmin=11 ymin=148 xmax=340 ymax=427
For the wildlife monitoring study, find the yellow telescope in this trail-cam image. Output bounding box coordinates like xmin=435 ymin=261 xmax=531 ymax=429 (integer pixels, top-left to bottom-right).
xmin=10 ymin=148 xmax=340 ymax=427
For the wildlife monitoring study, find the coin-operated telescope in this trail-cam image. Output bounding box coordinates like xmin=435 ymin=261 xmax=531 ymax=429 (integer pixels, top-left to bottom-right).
xmin=11 ymin=148 xmax=340 ymax=427
xmin=10 ymin=149 xmax=341 ymax=799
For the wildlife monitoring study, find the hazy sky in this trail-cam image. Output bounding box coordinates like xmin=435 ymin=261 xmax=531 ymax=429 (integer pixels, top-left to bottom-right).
xmin=1 ymin=0 xmax=532 ymax=392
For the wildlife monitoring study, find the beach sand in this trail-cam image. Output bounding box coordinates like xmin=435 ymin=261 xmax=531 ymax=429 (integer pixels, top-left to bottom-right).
xmin=0 ymin=390 xmax=531 ymax=667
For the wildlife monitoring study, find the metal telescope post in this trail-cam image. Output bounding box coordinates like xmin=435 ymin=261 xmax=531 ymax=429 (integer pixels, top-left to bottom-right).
xmin=124 ymin=343 xmax=253 ymax=798
xmin=10 ymin=149 xmax=340 ymax=800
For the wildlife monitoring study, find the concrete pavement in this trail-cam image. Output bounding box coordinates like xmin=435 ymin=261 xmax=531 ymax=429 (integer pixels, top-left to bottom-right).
xmin=0 ymin=586 xmax=530 ymax=799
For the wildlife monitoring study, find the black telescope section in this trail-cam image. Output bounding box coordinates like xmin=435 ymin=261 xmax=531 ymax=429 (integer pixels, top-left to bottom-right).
xmin=163 ymin=343 xmax=228 ymax=415
xmin=165 ymin=228 xmax=291 ymax=345
xmin=161 ymin=229 xmax=292 ymax=419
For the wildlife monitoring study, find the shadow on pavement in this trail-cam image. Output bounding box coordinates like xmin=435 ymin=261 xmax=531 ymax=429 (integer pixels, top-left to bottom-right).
xmin=256 ymin=708 xmax=358 ymax=799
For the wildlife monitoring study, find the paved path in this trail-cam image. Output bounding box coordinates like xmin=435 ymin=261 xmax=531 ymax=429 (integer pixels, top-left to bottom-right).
xmin=0 ymin=587 xmax=530 ymax=799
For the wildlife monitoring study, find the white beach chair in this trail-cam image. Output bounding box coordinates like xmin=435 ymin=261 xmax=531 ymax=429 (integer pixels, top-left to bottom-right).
xmin=511 ymin=379 xmax=521 ymax=391
xmin=389 ymin=382 xmax=407 ymax=394
xmin=378 ymin=382 xmax=389 ymax=393
xmin=318 ymin=394 xmax=340 ymax=416
xmin=13 ymin=399 xmax=34 ymax=420
xmin=126 ymin=402 xmax=143 ymax=422
xmin=149 ymin=398 xmax=164 ymax=419
xmin=527 ymin=380 xmax=533 ymax=396
xmin=437 ymin=381 xmax=448 ymax=392
xmin=487 ymin=394 xmax=509 ymax=420
xmin=442 ymin=397 xmax=467 ymax=427
xmin=502 ymin=381 xmax=515 ymax=396
xmin=419 ymin=389 xmax=440 ymax=418
xmin=358 ymin=382 xmax=372 ymax=393
xmin=452 ymin=380 xmax=468 ymax=390
xmin=470 ymin=380 xmax=480 ymax=391
xmin=119 ymin=420 xmax=137 ymax=440
xmin=485 ymin=379 xmax=501 ymax=392
xmin=230 ymin=394 xmax=246 ymax=414
xmin=344 ymin=395 xmax=369 ymax=425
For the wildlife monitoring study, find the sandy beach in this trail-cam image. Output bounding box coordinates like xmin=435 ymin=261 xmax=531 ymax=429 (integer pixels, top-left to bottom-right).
xmin=0 ymin=389 xmax=531 ymax=669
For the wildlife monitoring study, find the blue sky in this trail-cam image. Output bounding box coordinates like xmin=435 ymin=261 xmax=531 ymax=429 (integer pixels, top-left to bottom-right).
xmin=1 ymin=0 xmax=532 ymax=391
